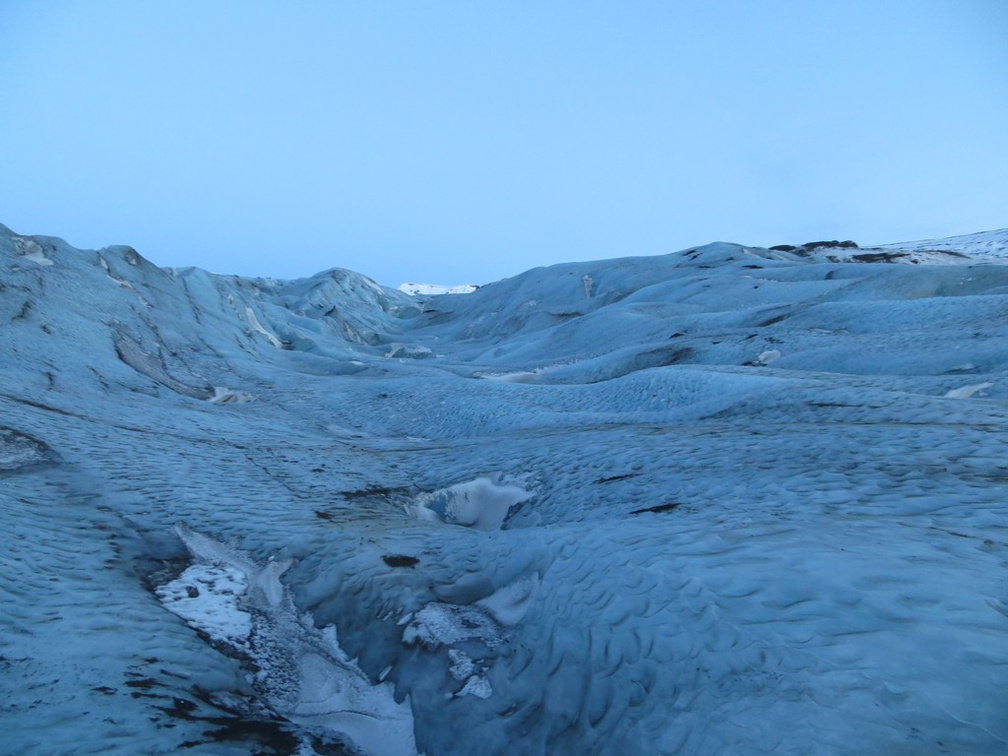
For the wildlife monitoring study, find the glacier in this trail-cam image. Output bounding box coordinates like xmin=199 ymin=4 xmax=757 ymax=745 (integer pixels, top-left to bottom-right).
xmin=1 ymin=223 xmax=1007 ymax=754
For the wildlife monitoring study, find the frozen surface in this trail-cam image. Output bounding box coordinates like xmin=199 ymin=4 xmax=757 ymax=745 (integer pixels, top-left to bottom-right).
xmin=2 ymin=221 xmax=1008 ymax=754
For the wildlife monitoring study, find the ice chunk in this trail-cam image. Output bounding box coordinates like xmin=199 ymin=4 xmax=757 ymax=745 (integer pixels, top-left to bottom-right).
xmin=402 ymin=602 xmax=504 ymax=649
xmin=405 ymin=477 xmax=534 ymax=530
xmin=155 ymin=562 xmax=252 ymax=650
xmin=398 ymin=282 xmax=479 ymax=295
xmin=456 ymin=674 xmax=492 ymax=699
xmin=944 ymin=381 xmax=993 ymax=398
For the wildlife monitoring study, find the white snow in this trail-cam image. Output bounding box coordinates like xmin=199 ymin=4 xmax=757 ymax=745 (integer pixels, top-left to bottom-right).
xmin=402 ymin=602 xmax=505 ymax=649
xmin=209 ymin=386 xmax=256 ymax=403
xmin=456 ymin=674 xmax=493 ymax=700
xmin=245 ymin=306 xmax=286 ymax=348
xmin=943 ymin=381 xmax=993 ymax=398
xmin=98 ymin=254 xmax=151 ymax=305
xmin=12 ymin=235 xmax=53 ymax=265
xmin=881 ymin=228 xmax=1008 ymax=261
xmin=155 ymin=562 xmax=253 ymax=649
xmin=398 ymin=282 xmax=479 ymax=295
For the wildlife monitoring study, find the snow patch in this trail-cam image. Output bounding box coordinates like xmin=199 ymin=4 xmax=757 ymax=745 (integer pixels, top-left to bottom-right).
xmin=402 ymin=603 xmax=505 ymax=649
xmin=398 ymin=283 xmax=479 ymax=295
xmin=209 ymin=387 xmax=256 ymax=404
xmin=155 ymin=562 xmax=253 ymax=649
xmin=447 ymin=649 xmax=493 ymax=699
xmin=98 ymin=255 xmax=151 ymax=306
xmin=882 ymin=228 xmax=1008 ymax=261
xmin=456 ymin=674 xmax=493 ymax=699
xmin=245 ymin=307 xmax=286 ymax=349
xmin=944 ymin=381 xmax=993 ymax=399
xmin=384 ymin=344 xmax=434 ymax=359
xmin=402 ymin=575 xmax=537 ymax=700
xmin=12 ymin=236 xmax=53 ymax=266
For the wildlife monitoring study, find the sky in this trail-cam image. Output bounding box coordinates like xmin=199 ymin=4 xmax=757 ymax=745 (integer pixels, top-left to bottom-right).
xmin=1 ymin=1 xmax=1006 ymax=286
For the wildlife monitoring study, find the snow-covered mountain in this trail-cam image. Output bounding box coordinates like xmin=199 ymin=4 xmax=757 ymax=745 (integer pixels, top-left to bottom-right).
xmin=398 ymin=282 xmax=479 ymax=295
xmin=881 ymin=227 xmax=1008 ymax=261
xmin=2 ymin=223 xmax=1007 ymax=755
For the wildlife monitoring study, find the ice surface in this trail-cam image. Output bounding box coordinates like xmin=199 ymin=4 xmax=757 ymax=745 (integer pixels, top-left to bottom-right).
xmin=2 ymin=222 xmax=1008 ymax=754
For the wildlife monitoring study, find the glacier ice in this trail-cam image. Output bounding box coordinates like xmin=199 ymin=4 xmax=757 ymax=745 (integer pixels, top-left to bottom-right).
xmin=2 ymin=221 xmax=1008 ymax=753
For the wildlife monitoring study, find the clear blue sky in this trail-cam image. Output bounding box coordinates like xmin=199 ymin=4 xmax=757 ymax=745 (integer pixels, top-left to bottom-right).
xmin=1 ymin=1 xmax=1006 ymax=285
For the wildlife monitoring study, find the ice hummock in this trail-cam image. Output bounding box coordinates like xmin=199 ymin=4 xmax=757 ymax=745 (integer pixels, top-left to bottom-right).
xmin=404 ymin=477 xmax=534 ymax=530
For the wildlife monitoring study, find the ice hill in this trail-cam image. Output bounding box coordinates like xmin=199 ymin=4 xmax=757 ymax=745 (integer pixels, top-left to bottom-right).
xmin=2 ymin=222 xmax=1008 ymax=755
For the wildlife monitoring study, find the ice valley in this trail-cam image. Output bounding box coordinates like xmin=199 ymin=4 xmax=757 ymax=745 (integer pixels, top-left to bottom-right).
xmin=2 ymin=224 xmax=1008 ymax=754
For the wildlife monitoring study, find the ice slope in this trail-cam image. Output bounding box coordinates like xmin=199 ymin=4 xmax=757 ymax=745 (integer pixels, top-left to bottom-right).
xmin=2 ymin=222 xmax=1008 ymax=755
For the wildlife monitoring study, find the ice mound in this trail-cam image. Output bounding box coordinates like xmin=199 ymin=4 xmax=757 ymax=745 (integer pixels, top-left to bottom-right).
xmin=405 ymin=477 xmax=534 ymax=530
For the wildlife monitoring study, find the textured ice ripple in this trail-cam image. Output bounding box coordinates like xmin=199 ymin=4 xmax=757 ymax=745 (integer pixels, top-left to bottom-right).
xmin=4 ymin=224 xmax=1008 ymax=754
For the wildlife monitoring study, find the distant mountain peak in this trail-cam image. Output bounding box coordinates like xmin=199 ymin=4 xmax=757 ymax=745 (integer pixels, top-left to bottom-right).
xmin=398 ymin=282 xmax=480 ymax=295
